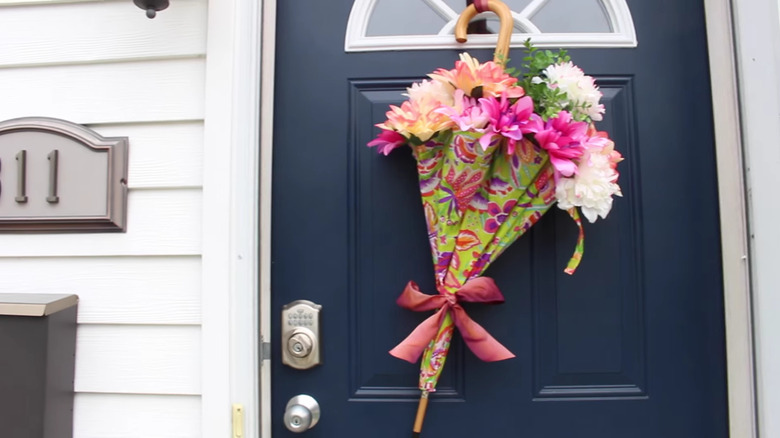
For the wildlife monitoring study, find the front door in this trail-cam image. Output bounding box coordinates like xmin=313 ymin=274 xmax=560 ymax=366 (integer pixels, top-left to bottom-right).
xmin=271 ymin=1 xmax=728 ymax=436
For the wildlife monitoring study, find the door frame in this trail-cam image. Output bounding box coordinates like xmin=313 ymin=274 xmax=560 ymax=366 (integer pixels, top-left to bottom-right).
xmin=200 ymin=0 xmax=268 ymax=437
xmin=200 ymin=0 xmax=758 ymax=436
xmin=703 ymin=0 xmax=757 ymax=436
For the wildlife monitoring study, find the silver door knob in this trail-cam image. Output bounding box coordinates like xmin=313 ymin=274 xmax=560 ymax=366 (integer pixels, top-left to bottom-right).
xmin=284 ymin=394 xmax=320 ymax=433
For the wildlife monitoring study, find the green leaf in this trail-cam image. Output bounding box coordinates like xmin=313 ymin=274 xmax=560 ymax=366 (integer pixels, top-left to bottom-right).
xmin=437 ymin=129 xmax=454 ymax=145
xmin=408 ymin=134 xmax=424 ymax=146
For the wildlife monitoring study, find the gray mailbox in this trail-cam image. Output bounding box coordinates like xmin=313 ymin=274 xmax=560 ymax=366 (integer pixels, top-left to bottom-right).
xmin=0 ymin=294 xmax=78 ymax=438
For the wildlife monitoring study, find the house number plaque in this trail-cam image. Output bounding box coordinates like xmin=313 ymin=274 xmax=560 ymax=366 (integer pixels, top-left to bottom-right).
xmin=0 ymin=117 xmax=128 ymax=232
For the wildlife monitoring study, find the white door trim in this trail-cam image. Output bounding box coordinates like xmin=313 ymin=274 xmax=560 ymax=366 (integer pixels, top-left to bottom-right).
xmin=210 ymin=0 xmax=758 ymax=436
xmin=201 ymin=0 xmax=264 ymax=436
xmin=703 ymin=0 xmax=758 ymax=437
xmin=258 ymin=1 xmax=278 ymax=436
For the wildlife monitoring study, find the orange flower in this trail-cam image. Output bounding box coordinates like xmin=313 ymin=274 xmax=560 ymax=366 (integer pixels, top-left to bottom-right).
xmin=429 ymin=53 xmax=524 ymax=99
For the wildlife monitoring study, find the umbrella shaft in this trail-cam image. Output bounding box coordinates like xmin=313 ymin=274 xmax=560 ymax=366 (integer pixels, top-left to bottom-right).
xmin=412 ymin=391 xmax=430 ymax=436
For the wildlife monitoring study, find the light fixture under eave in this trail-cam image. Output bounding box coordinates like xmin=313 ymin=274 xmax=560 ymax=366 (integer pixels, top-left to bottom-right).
xmin=134 ymin=0 xmax=169 ymax=18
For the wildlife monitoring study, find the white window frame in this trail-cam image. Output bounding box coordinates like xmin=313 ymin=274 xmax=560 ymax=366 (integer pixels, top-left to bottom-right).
xmin=344 ymin=0 xmax=637 ymax=51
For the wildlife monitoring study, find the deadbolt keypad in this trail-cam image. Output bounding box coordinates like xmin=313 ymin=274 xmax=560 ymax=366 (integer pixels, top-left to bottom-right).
xmin=287 ymin=310 xmax=315 ymax=327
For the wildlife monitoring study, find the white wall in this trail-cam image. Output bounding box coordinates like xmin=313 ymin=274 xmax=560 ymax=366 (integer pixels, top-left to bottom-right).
xmin=0 ymin=0 xmax=208 ymax=436
xmin=733 ymin=0 xmax=780 ymax=436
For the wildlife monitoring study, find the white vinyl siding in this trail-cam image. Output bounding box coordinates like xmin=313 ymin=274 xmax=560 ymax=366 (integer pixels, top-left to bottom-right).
xmin=0 ymin=60 xmax=205 ymax=123
xmin=1 ymin=257 xmax=201 ymax=324
xmin=74 ymin=394 xmax=201 ymax=438
xmin=0 ymin=0 xmax=207 ymax=436
xmin=0 ymin=0 xmax=205 ymax=67
xmin=75 ymin=325 xmax=201 ymax=395
xmin=101 ymin=122 xmax=204 ymax=189
xmin=0 ymin=190 xmax=202 ymax=256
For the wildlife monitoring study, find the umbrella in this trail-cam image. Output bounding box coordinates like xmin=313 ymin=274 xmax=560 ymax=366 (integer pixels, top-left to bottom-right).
xmin=368 ymin=0 xmax=620 ymax=435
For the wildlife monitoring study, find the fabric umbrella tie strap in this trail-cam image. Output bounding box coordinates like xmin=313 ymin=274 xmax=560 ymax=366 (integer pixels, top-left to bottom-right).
xmin=389 ymin=277 xmax=515 ymax=363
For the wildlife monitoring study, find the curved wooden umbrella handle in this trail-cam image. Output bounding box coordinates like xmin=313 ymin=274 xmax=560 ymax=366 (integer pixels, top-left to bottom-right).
xmin=455 ymin=0 xmax=513 ymax=66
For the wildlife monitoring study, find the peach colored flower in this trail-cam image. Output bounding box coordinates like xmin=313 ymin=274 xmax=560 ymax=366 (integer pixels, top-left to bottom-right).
xmin=406 ymin=79 xmax=453 ymax=108
xmin=429 ymin=53 xmax=524 ymax=99
xmin=378 ymin=99 xmax=453 ymax=142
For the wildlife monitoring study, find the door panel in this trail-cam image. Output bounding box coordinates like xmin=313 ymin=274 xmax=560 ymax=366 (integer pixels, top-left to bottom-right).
xmin=272 ymin=1 xmax=727 ymax=436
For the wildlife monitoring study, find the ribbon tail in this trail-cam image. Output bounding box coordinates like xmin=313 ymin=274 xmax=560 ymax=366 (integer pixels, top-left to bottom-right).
xmin=564 ymin=207 xmax=585 ymax=275
xmin=390 ymin=309 xmax=447 ymax=363
xmin=451 ymin=306 xmax=514 ymax=362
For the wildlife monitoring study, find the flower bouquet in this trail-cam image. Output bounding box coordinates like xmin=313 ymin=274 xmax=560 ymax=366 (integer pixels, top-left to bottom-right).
xmin=367 ymin=3 xmax=622 ymax=436
xmin=370 ymin=42 xmax=622 ymax=227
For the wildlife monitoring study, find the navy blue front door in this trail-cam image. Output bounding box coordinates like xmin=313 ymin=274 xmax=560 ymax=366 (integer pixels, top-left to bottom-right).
xmin=271 ymin=1 xmax=728 ymax=436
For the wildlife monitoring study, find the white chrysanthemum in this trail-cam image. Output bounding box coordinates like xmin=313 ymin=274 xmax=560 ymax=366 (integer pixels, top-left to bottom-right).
xmin=406 ymin=79 xmax=454 ymax=108
xmin=555 ymin=150 xmax=622 ymax=222
xmin=544 ymin=61 xmax=605 ymax=121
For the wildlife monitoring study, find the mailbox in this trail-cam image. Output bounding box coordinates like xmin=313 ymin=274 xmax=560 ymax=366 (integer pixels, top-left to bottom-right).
xmin=0 ymin=294 xmax=78 ymax=438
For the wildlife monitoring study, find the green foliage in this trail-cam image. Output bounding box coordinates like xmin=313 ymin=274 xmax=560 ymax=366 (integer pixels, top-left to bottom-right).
xmin=494 ymin=52 xmax=510 ymax=68
xmin=435 ymin=129 xmax=454 ymax=146
xmin=519 ymin=39 xmax=570 ymax=77
xmin=512 ymin=39 xmax=573 ymax=120
xmin=408 ymin=133 xmax=424 ymax=147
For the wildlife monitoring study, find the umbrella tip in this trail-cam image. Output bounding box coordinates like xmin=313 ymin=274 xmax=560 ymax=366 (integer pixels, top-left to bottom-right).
xmin=412 ymin=433 xmax=420 ymax=438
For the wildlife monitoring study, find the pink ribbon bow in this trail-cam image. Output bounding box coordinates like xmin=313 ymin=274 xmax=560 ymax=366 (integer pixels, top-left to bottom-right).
xmin=389 ymin=277 xmax=515 ymax=363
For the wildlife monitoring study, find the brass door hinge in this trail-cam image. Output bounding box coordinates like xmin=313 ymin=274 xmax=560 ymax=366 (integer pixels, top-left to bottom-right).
xmin=232 ymin=403 xmax=244 ymax=438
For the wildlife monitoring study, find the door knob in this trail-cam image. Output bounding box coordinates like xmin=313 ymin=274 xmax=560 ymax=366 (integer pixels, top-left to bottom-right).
xmin=284 ymin=394 xmax=320 ymax=433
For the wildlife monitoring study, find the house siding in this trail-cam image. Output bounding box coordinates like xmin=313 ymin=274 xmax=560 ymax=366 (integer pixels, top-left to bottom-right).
xmin=735 ymin=0 xmax=780 ymax=435
xmin=0 ymin=0 xmax=207 ymax=436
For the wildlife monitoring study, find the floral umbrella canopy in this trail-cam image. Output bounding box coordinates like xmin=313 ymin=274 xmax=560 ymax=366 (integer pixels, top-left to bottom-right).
xmin=368 ymin=1 xmax=623 ymax=435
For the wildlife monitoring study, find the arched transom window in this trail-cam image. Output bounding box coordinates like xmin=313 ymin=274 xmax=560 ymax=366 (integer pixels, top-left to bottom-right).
xmin=345 ymin=0 xmax=637 ymax=51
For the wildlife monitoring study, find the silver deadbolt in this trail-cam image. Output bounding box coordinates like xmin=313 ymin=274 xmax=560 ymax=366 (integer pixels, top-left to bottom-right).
xmin=282 ymin=300 xmax=322 ymax=369
xmin=284 ymin=394 xmax=320 ymax=433
xmin=288 ymin=332 xmax=313 ymax=358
